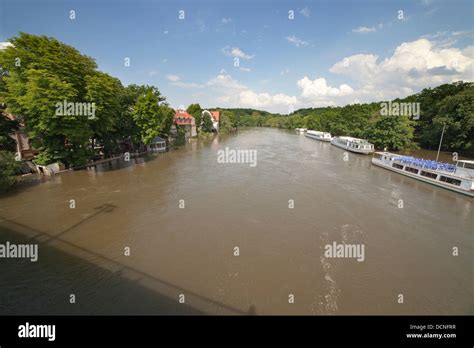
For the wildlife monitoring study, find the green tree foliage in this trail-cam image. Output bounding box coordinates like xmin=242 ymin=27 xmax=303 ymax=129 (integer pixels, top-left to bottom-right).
xmin=116 ymin=84 xmax=155 ymax=146
xmin=0 ymin=150 xmax=20 ymax=192
xmin=219 ymin=111 xmax=234 ymax=133
xmin=13 ymin=69 xmax=90 ymax=166
xmin=365 ymin=115 xmax=414 ymax=150
xmin=85 ymin=72 xmax=123 ymax=155
xmin=414 ymin=81 xmax=472 ymax=151
xmin=0 ymin=112 xmax=18 ymax=152
xmin=186 ymin=103 xmax=202 ymax=128
xmin=174 ymin=125 xmax=186 ymax=146
xmin=0 ymin=33 xmax=179 ymax=166
xmin=201 ymin=110 xmax=213 ymax=132
xmin=427 ymin=86 xmax=473 ymax=154
xmin=0 ymin=33 xmax=98 ymax=166
xmin=131 ymin=88 xmax=174 ymax=144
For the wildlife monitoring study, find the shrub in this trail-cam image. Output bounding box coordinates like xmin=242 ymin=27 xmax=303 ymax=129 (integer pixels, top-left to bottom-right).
xmin=0 ymin=151 xmax=21 ymax=192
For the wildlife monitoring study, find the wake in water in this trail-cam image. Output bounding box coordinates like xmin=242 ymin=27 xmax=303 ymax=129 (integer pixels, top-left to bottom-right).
xmin=315 ymin=224 xmax=366 ymax=314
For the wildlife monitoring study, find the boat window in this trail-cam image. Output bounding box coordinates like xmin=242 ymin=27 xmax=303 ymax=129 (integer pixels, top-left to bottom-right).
xmin=439 ymin=176 xmax=462 ymax=186
xmin=464 ymin=162 xmax=474 ymax=170
xmin=392 ymin=163 xmax=404 ymax=170
xmin=404 ymin=166 xmax=419 ymax=174
xmin=420 ymin=171 xmax=437 ymax=179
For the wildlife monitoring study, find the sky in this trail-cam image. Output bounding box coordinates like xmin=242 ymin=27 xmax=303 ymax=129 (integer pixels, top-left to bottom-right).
xmin=1 ymin=0 xmax=473 ymax=113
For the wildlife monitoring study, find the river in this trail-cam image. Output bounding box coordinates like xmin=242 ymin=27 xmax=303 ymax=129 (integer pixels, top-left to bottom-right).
xmin=0 ymin=128 xmax=472 ymax=315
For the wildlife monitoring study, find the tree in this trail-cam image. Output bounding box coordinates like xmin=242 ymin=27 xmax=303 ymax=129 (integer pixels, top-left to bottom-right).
xmin=85 ymin=72 xmax=124 ymax=156
xmin=187 ymin=103 xmax=202 ymax=128
xmin=201 ymin=111 xmax=213 ymax=132
xmin=219 ymin=111 xmax=234 ymax=133
xmin=131 ymin=89 xmax=174 ymax=144
xmin=9 ymin=68 xmax=91 ymax=166
xmin=365 ymin=115 xmax=414 ymax=150
xmin=0 ymin=113 xmax=19 ymax=152
xmin=0 ymin=33 xmax=99 ymax=166
xmin=0 ymin=150 xmax=20 ymax=192
xmin=116 ymin=84 xmax=157 ymax=147
xmin=432 ymin=87 xmax=474 ymax=153
xmin=415 ymin=81 xmax=473 ymax=150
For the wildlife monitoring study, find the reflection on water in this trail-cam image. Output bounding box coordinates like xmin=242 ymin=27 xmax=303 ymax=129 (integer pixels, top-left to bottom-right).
xmin=0 ymin=128 xmax=472 ymax=315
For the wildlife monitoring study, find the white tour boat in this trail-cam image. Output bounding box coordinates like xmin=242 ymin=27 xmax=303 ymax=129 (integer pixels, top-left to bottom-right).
xmin=372 ymin=152 xmax=474 ymax=197
xmin=295 ymin=128 xmax=307 ymax=134
xmin=305 ymin=130 xmax=333 ymax=142
xmin=331 ymin=136 xmax=374 ymax=154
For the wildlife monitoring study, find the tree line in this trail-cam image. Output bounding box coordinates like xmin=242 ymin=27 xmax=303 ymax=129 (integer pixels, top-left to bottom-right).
xmin=234 ymin=81 xmax=474 ymax=155
xmin=0 ymin=33 xmax=179 ymax=170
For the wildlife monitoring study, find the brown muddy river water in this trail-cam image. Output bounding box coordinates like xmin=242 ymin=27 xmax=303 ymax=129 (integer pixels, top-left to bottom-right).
xmin=0 ymin=128 xmax=472 ymax=315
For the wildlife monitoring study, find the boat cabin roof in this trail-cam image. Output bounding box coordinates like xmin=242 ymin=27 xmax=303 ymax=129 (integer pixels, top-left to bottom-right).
xmin=339 ymin=136 xmax=371 ymax=144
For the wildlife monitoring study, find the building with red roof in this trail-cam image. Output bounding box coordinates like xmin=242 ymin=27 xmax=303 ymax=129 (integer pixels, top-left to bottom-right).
xmin=174 ymin=109 xmax=197 ymax=137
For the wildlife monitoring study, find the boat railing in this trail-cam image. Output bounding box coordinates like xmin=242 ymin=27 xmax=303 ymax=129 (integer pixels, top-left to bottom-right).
xmin=393 ymin=156 xmax=456 ymax=172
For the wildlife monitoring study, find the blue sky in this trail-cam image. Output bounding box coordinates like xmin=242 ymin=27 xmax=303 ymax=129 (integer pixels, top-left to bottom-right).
xmin=1 ymin=0 xmax=473 ymax=113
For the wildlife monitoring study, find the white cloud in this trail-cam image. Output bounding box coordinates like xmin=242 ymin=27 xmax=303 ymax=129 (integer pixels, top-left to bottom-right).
xmin=352 ymin=26 xmax=376 ymax=33
xmin=167 ymin=74 xmax=204 ymax=88
xmin=210 ymin=73 xmax=297 ymax=110
xmin=300 ymin=7 xmax=311 ymax=17
xmin=172 ymin=81 xmax=204 ymax=89
xmin=171 ymin=72 xmax=297 ymax=112
xmin=221 ymin=17 xmax=232 ymax=24
xmin=222 ymin=46 xmax=254 ymax=59
xmin=206 ymin=73 xmax=247 ymax=91
xmin=166 ymin=74 xmax=180 ymax=82
xmin=0 ymin=42 xmax=13 ymax=50
xmin=329 ymin=37 xmax=474 ymax=102
xmin=286 ymin=35 xmax=309 ymax=47
xmin=148 ymin=70 xmax=158 ymax=77
xmin=297 ymin=77 xmax=354 ymax=98
xmin=239 ymin=67 xmax=251 ymax=72
xmin=296 ymin=77 xmax=354 ymax=106
xmin=239 ymin=90 xmax=297 ymax=108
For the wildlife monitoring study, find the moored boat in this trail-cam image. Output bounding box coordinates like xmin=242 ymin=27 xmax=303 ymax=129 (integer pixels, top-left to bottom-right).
xmin=295 ymin=128 xmax=307 ymax=134
xmin=372 ymin=152 xmax=474 ymax=197
xmin=305 ymin=130 xmax=332 ymax=142
xmin=331 ymin=136 xmax=374 ymax=154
